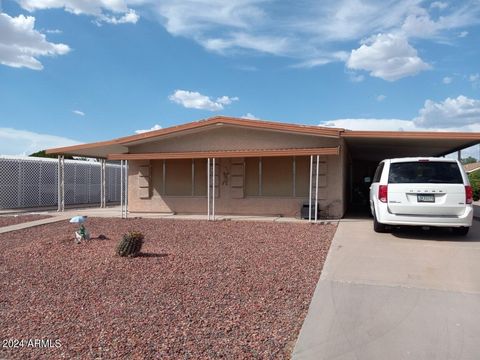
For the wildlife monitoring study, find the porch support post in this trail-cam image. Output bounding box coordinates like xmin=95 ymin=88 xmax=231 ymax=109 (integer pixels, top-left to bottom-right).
xmin=292 ymin=156 xmax=296 ymax=197
xmin=125 ymin=160 xmax=128 ymax=218
xmin=315 ymin=155 xmax=319 ymax=222
xmin=259 ymin=157 xmax=262 ymax=196
xmin=57 ymin=155 xmax=64 ymax=212
xmin=309 ymin=155 xmax=313 ymax=222
xmin=212 ymin=157 xmax=216 ymax=221
xmin=207 ymin=158 xmax=210 ymax=220
xmin=120 ymin=159 xmax=124 ymax=218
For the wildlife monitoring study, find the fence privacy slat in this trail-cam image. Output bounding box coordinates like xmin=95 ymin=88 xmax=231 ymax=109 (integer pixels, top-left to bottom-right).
xmin=0 ymin=156 xmax=121 ymax=209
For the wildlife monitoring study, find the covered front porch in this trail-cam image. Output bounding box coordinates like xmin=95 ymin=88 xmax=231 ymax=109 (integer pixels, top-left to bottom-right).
xmin=117 ymin=146 xmax=342 ymax=221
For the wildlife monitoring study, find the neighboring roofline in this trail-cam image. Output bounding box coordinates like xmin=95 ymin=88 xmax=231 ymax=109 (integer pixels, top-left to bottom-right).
xmin=46 ymin=116 xmax=343 ymax=155
xmin=107 ymin=147 xmax=340 ymax=160
xmin=466 ymin=167 xmax=480 ymax=173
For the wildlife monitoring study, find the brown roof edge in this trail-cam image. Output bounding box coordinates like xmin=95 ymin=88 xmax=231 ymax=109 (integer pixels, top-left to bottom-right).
xmin=116 ymin=116 xmax=343 ymax=145
xmin=46 ymin=116 xmax=343 ymax=155
xmin=341 ymin=130 xmax=480 ymax=139
xmin=45 ymin=139 xmax=124 ymax=155
xmin=107 ymin=147 xmax=340 ymax=160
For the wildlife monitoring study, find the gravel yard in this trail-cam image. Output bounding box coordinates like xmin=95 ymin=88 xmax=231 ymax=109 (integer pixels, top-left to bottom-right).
xmin=0 ymin=218 xmax=335 ymax=359
xmin=0 ymin=214 xmax=51 ymax=228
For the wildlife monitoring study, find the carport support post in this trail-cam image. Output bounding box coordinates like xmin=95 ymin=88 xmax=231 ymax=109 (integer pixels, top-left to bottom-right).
xmin=57 ymin=155 xmax=64 ymax=212
xmin=100 ymin=159 xmax=106 ymax=208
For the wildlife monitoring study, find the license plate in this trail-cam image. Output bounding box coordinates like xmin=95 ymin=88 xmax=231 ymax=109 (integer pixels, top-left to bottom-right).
xmin=417 ymin=194 xmax=435 ymax=203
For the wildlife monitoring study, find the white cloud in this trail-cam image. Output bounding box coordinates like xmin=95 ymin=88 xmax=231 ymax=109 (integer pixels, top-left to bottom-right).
xmin=135 ymin=124 xmax=162 ymax=134
xmin=169 ymin=90 xmax=239 ymax=111
xmin=323 ymin=95 xmax=480 ymax=132
xmin=347 ymin=33 xmax=430 ymax=81
xmin=458 ymin=30 xmax=469 ymax=37
xmin=376 ymin=94 xmax=387 ymax=102
xmin=97 ymin=9 xmax=139 ymax=25
xmin=430 ymin=2 xmax=448 ymax=10
xmin=443 ymin=76 xmax=453 ymax=84
xmin=45 ymin=29 xmax=62 ymax=34
xmin=72 ymin=110 xmax=85 ymax=116
xmin=0 ymin=127 xmax=80 ymax=155
xmin=241 ymin=113 xmax=259 ymax=120
xmin=201 ymin=33 xmax=290 ymax=56
xmin=469 ymin=73 xmax=480 ymax=88
xmin=0 ymin=13 xmax=70 ymax=70
xmin=144 ymin=0 xmax=480 ymax=69
xmin=18 ymin=0 xmax=138 ymax=25
xmin=414 ymin=95 xmax=480 ymax=128
xmin=323 ymin=118 xmax=419 ymax=132
xmin=14 ymin=0 xmax=480 ymax=76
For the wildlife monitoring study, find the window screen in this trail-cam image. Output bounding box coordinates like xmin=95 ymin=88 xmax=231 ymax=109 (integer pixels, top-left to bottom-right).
xmin=262 ymin=157 xmax=293 ymax=196
xmin=165 ymin=159 xmax=192 ymax=195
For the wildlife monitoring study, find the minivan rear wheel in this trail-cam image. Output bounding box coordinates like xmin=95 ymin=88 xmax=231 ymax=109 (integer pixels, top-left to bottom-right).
xmin=373 ymin=214 xmax=388 ymax=233
xmin=453 ymin=227 xmax=469 ymax=236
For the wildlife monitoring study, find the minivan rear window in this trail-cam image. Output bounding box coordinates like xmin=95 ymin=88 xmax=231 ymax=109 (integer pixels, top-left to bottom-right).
xmin=388 ymin=161 xmax=463 ymax=184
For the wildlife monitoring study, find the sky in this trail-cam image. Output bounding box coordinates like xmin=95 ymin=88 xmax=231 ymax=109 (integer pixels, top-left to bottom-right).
xmin=0 ymin=0 xmax=479 ymax=158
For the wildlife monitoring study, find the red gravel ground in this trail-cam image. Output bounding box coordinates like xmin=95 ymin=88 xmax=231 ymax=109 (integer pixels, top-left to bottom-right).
xmin=0 ymin=218 xmax=336 ymax=359
xmin=0 ymin=214 xmax=51 ymax=228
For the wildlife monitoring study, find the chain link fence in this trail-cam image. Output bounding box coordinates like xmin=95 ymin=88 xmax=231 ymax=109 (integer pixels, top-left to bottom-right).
xmin=0 ymin=156 xmax=122 ymax=209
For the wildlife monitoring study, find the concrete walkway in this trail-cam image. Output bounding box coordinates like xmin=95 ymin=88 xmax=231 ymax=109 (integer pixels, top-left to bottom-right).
xmin=0 ymin=215 xmax=71 ymax=234
xmin=293 ymin=219 xmax=480 ymax=360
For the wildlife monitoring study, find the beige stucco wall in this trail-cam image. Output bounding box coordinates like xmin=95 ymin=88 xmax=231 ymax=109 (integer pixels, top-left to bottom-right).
xmin=127 ymin=126 xmax=346 ymax=218
xmin=129 ymin=125 xmax=339 ymax=153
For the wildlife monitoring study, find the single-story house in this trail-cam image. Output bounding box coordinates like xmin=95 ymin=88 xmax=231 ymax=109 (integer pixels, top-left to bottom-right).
xmin=464 ymin=162 xmax=480 ymax=174
xmin=47 ymin=116 xmax=480 ymax=219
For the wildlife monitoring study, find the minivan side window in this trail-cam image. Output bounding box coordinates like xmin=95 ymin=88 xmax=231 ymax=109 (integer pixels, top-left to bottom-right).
xmin=388 ymin=162 xmax=463 ymax=184
xmin=373 ymin=162 xmax=384 ymax=183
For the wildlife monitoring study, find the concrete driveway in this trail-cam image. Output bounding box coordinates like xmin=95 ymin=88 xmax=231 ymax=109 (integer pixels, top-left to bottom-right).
xmin=292 ymin=219 xmax=480 ymax=360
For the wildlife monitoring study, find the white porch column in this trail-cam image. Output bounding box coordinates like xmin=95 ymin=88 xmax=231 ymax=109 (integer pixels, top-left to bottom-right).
xmin=207 ymin=158 xmax=210 ymax=220
xmin=125 ymin=160 xmax=128 ymax=218
xmin=120 ymin=159 xmax=124 ymax=218
xmin=212 ymin=157 xmax=215 ymax=221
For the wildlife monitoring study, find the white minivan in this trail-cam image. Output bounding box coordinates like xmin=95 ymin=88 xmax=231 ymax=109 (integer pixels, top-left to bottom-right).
xmin=370 ymin=157 xmax=473 ymax=235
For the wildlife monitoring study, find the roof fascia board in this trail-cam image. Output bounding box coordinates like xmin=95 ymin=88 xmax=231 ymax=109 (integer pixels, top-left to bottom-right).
xmin=107 ymin=146 xmax=340 ymax=160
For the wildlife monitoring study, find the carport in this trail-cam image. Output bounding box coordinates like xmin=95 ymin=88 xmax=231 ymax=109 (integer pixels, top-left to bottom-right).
xmin=342 ymin=130 xmax=480 ymax=213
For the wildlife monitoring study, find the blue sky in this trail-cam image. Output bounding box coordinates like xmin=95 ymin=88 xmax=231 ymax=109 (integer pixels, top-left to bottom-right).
xmin=0 ymin=0 xmax=479 ymax=157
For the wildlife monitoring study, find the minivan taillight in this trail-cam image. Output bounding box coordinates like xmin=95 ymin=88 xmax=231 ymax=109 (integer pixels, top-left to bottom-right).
xmin=379 ymin=185 xmax=388 ymax=203
xmin=466 ymin=185 xmax=473 ymax=204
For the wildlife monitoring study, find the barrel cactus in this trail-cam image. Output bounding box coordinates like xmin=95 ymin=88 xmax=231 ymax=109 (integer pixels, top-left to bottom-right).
xmin=116 ymin=231 xmax=144 ymax=257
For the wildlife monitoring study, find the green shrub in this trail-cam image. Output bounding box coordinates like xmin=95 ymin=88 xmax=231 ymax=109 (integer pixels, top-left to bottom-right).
xmin=116 ymin=231 xmax=144 ymax=257
xmin=468 ymin=173 xmax=480 ymax=201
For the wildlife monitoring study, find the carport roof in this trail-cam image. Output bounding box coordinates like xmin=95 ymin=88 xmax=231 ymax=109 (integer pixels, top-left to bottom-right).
xmin=342 ymin=130 xmax=480 ymax=162
xmin=45 ymin=116 xmax=480 ymax=160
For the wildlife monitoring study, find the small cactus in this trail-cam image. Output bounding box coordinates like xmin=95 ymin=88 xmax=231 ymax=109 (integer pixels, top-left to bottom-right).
xmin=116 ymin=231 xmax=144 ymax=257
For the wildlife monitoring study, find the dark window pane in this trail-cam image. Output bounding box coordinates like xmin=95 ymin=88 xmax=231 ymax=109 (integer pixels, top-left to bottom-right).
xmin=388 ymin=162 xmax=463 ymax=184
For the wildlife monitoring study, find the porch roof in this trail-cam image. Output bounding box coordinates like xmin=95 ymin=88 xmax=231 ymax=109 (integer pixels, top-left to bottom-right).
xmin=107 ymin=147 xmax=340 ymax=160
